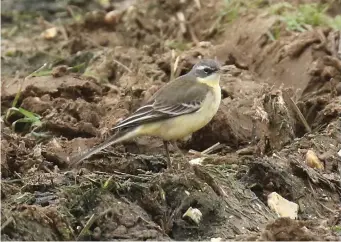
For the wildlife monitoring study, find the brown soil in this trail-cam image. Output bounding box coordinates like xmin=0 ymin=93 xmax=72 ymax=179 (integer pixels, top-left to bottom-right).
xmin=1 ymin=0 xmax=340 ymax=240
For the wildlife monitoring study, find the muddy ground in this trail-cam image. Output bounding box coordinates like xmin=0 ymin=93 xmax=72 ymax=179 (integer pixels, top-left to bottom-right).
xmin=1 ymin=0 xmax=341 ymax=240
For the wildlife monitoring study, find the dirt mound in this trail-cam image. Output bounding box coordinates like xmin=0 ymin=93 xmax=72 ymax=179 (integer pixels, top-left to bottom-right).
xmin=236 ymin=217 xmax=338 ymax=241
xmin=185 ymin=67 xmax=297 ymax=152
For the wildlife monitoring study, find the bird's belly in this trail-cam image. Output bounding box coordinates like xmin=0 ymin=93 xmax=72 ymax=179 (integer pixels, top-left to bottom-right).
xmin=138 ymin=87 xmax=221 ymax=141
xmin=159 ymin=107 xmax=216 ymax=140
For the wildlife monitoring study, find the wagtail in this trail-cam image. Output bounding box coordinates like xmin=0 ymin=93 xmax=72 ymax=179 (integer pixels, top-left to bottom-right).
xmin=71 ymin=59 xmax=222 ymax=168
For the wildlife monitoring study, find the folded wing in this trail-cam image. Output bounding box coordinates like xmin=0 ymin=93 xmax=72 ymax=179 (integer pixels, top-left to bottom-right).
xmin=113 ymin=101 xmax=202 ymax=130
xmin=113 ymin=75 xmax=209 ymax=130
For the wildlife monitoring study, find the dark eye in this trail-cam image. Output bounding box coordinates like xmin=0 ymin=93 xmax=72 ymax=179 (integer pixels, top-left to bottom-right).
xmin=203 ymin=67 xmax=212 ymax=74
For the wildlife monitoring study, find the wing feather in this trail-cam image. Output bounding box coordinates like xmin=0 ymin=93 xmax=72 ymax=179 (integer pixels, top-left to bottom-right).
xmin=113 ymin=75 xmax=210 ymax=130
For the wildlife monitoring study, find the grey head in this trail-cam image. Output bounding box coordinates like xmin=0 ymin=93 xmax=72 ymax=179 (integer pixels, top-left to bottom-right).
xmin=189 ymin=59 xmax=221 ymax=78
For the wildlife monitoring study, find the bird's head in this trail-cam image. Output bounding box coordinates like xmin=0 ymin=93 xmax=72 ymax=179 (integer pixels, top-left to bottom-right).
xmin=190 ymin=59 xmax=221 ymax=87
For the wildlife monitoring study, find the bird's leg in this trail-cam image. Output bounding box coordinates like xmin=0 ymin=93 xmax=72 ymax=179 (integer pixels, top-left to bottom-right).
xmin=163 ymin=141 xmax=172 ymax=170
xmin=170 ymin=141 xmax=185 ymax=170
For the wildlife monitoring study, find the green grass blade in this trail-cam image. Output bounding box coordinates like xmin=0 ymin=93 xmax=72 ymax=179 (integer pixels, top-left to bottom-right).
xmin=17 ymin=107 xmax=40 ymax=119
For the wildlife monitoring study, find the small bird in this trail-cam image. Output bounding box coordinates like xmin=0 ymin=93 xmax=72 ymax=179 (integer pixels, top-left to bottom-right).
xmin=71 ymin=59 xmax=222 ymax=168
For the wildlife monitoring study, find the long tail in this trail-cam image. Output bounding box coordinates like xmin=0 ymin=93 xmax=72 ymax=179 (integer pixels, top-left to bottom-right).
xmin=70 ymin=127 xmax=139 ymax=167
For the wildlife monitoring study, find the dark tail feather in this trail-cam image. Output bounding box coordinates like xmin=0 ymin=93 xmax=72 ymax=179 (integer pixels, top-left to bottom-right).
xmin=69 ymin=128 xmax=138 ymax=168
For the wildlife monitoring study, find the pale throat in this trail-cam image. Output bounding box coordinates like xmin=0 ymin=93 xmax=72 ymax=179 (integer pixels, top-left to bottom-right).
xmin=197 ymin=73 xmax=221 ymax=88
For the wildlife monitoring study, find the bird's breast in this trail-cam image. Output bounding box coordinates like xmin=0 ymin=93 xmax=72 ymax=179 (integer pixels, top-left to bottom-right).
xmin=137 ymin=86 xmax=221 ymax=141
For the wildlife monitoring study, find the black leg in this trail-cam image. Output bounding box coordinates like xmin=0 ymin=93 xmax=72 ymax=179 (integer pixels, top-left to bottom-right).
xmin=163 ymin=141 xmax=172 ymax=170
xmin=171 ymin=142 xmax=185 ymax=158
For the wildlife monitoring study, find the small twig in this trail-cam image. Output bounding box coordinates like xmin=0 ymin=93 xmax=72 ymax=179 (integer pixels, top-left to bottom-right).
xmin=337 ymin=30 xmax=341 ymax=60
xmin=92 ymin=171 xmax=110 ymax=175
xmin=317 ymin=200 xmax=337 ymax=213
xmin=170 ymin=50 xmax=176 ymax=81
xmin=188 ymin=142 xmax=223 ymax=157
xmin=176 ymin=12 xmax=187 ymax=35
xmin=2 ymin=179 xmax=23 ymax=184
xmin=93 ymin=170 xmax=154 ymax=179
xmin=282 ymin=90 xmax=311 ymax=133
xmin=163 ymin=205 xmax=182 ymax=234
xmin=42 ymin=165 xmax=53 ymax=173
xmin=76 ymin=214 xmax=96 ymax=240
xmin=14 ymin=171 xmax=22 ymax=179
xmin=307 ymin=179 xmax=316 ymax=198
xmin=27 ymin=63 xmax=48 ymax=79
xmin=201 ymin=142 xmax=222 ymax=155
xmin=83 ymin=176 xmax=101 ymax=186
xmin=173 ymin=55 xmax=180 ymax=76
xmin=188 ymin=149 xmax=204 ymax=156
xmin=112 ymin=59 xmax=132 ymax=73
xmin=76 ymin=208 xmax=114 ymax=240
xmin=111 ymin=170 xmax=151 ymax=181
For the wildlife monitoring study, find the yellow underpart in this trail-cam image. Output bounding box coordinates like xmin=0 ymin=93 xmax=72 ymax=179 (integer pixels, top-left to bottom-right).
xmin=197 ymin=73 xmax=220 ymax=88
xmin=134 ymin=74 xmax=221 ymax=141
